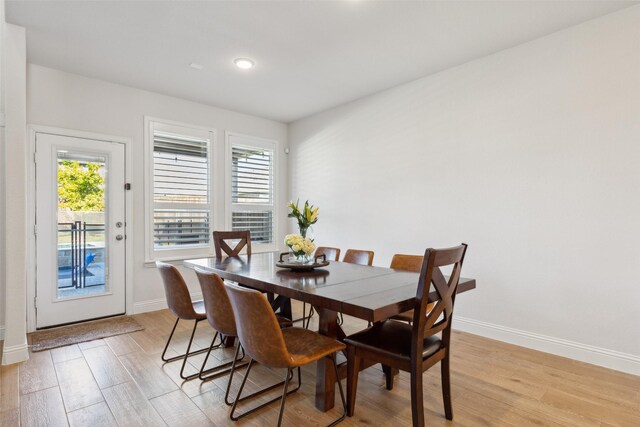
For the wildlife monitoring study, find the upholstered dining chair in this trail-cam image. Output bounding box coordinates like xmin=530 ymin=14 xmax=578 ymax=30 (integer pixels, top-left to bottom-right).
xmin=194 ymin=268 xmax=247 ymax=384
xmin=213 ymin=230 xmax=252 ymax=258
xmin=316 ymin=246 xmax=341 ymax=262
xmin=156 ymin=261 xmax=210 ymax=380
xmin=338 ymin=249 xmax=375 ymax=325
xmin=225 ymin=283 xmax=347 ymax=427
xmin=345 ymin=244 xmax=468 ymax=427
xmin=342 ymin=249 xmax=374 ymax=266
xmin=300 ymin=246 xmax=342 ymax=328
xmin=388 ymin=254 xmax=433 ymax=325
xmin=195 ymin=269 xmax=292 ymax=404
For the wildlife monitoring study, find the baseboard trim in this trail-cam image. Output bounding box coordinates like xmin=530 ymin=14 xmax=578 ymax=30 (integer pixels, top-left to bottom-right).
xmin=133 ymin=293 xmax=203 ymax=314
xmin=454 ymin=316 xmax=640 ymax=376
xmin=2 ymin=342 xmax=29 ymax=365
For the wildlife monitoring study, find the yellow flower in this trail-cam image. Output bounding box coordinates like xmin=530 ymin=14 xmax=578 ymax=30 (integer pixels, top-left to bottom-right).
xmin=310 ymin=207 xmax=319 ymax=222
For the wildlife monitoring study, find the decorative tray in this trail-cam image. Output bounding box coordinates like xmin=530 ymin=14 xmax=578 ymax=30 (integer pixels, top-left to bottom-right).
xmin=275 ymin=252 xmax=329 ymax=271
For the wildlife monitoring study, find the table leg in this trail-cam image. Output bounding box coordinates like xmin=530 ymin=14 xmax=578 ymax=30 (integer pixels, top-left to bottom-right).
xmin=270 ymin=295 xmax=293 ymax=320
xmin=315 ymin=307 xmax=338 ymax=411
xmin=221 ymin=335 xmax=235 ymax=348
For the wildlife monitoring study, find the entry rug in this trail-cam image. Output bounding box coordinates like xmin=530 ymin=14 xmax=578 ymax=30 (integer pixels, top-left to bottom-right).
xmin=29 ymin=315 xmax=144 ymax=352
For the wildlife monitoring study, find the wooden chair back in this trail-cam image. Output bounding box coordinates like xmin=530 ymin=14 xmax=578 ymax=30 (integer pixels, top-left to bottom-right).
xmin=213 ymin=230 xmax=252 ymax=258
xmin=413 ymin=244 xmax=468 ymax=351
xmin=343 ymin=249 xmax=374 ymax=266
xmin=315 ymin=246 xmax=341 ymax=262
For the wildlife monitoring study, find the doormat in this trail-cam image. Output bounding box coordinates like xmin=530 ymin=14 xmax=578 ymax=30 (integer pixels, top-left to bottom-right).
xmin=29 ymin=316 xmax=144 ymax=352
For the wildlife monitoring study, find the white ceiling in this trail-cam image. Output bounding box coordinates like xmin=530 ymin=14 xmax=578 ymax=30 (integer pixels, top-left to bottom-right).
xmin=6 ymin=1 xmax=637 ymax=123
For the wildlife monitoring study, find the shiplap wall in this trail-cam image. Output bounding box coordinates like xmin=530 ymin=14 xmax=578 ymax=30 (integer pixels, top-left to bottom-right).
xmin=289 ymin=6 xmax=640 ymax=374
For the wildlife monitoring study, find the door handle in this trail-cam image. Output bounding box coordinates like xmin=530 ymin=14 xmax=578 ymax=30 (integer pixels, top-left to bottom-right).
xmin=116 ymin=234 xmax=124 ymax=241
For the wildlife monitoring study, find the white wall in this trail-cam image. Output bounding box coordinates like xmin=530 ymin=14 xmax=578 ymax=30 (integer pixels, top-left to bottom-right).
xmin=289 ymin=6 xmax=640 ymax=374
xmin=2 ymin=22 xmax=28 ymax=364
xmin=0 ymin=0 xmax=6 ymax=341
xmin=27 ymin=65 xmax=288 ymax=316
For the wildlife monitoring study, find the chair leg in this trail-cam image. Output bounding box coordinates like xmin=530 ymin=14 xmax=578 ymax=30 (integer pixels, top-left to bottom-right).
xmin=346 ymin=346 xmax=361 ymax=417
xmin=328 ymin=354 xmax=347 ymax=427
xmin=382 ymin=365 xmax=395 ymax=390
xmin=229 ymin=360 xmax=301 ymax=420
xmin=198 ymin=334 xmax=248 ymax=381
xmin=224 ymin=342 xmax=248 ymax=405
xmin=410 ymin=366 xmax=425 ymax=427
xmin=304 ymin=305 xmax=315 ymax=329
xmin=178 ymin=319 xmax=207 ymax=380
xmin=441 ymin=353 xmax=453 ymax=420
xmin=161 ymin=318 xmax=209 ymax=364
xmin=276 ymin=368 xmax=293 ymax=427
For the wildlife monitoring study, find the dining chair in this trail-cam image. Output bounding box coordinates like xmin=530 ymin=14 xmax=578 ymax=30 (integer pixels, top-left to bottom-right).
xmin=300 ymin=246 xmax=342 ymax=328
xmin=195 ymin=269 xmax=292 ymax=404
xmin=194 ymin=268 xmax=247 ymax=384
xmin=316 ymin=246 xmax=341 ymax=262
xmin=338 ymin=249 xmax=374 ymax=325
xmin=388 ymin=254 xmax=433 ymax=325
xmin=345 ymin=244 xmax=468 ymax=427
xmin=156 ymin=261 xmax=210 ymax=380
xmin=343 ymin=249 xmax=374 ymax=266
xmin=225 ymin=282 xmax=347 ymax=427
xmin=214 ymin=229 xmax=278 ymax=306
xmin=213 ymin=230 xmax=252 ymax=258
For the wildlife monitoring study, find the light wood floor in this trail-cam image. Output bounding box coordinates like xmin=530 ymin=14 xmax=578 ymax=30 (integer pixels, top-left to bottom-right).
xmin=2 ymin=302 xmax=639 ymax=426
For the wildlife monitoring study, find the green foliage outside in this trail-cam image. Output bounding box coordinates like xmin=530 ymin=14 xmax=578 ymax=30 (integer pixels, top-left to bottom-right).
xmin=58 ymin=160 xmax=105 ymax=211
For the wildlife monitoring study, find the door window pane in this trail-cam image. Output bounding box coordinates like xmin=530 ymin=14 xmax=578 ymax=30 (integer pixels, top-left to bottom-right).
xmin=56 ymin=152 xmax=108 ymax=299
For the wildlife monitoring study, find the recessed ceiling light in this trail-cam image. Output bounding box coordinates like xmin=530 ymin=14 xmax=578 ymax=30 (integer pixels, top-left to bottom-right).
xmin=190 ymin=63 xmax=204 ymax=70
xmin=234 ymin=58 xmax=255 ymax=69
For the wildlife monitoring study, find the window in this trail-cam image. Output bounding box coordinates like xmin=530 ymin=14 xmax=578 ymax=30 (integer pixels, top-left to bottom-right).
xmin=227 ymin=133 xmax=277 ymax=248
xmin=146 ymin=119 xmax=215 ymax=261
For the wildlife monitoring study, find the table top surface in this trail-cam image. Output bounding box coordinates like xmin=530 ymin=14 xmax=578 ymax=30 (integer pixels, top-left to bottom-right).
xmin=184 ymin=251 xmax=476 ymax=322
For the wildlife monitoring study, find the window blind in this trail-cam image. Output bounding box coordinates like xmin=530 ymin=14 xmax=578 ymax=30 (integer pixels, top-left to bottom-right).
xmin=231 ymin=146 xmax=272 ymax=204
xmin=153 ymin=131 xmax=210 ymax=248
xmin=231 ymin=144 xmax=274 ymax=244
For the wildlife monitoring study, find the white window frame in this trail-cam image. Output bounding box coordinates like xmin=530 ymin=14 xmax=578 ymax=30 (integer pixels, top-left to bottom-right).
xmin=225 ymin=131 xmax=278 ymax=253
xmin=144 ymin=117 xmax=216 ymax=262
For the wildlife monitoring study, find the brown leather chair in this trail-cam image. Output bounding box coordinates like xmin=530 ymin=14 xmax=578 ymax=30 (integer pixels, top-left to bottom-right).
xmin=388 ymin=254 xmax=432 ymax=324
xmin=195 ymin=268 xmax=246 ymax=385
xmin=315 ymin=246 xmax=341 ymax=262
xmin=226 ymin=283 xmax=347 ymax=426
xmin=343 ymin=249 xmax=374 ymax=266
xmin=213 ymin=230 xmax=251 ymax=258
xmin=300 ymin=246 xmax=342 ymax=328
xmin=338 ymin=249 xmax=374 ymax=325
xmin=345 ymin=244 xmax=468 ymax=427
xmin=156 ymin=261 xmax=210 ymax=380
xmin=195 ymin=269 xmax=292 ymax=403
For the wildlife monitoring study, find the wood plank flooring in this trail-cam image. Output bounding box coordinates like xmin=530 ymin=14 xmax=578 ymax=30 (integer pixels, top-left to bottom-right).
xmin=1 ymin=302 xmax=639 ymax=426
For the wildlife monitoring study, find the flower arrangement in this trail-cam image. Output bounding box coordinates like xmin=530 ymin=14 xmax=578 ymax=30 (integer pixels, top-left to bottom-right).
xmin=284 ymin=234 xmax=316 ymax=260
xmin=287 ymin=199 xmax=319 ymax=238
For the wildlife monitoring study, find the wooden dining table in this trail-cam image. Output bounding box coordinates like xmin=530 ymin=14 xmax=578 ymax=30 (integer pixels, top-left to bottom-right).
xmin=184 ymin=251 xmax=476 ymax=412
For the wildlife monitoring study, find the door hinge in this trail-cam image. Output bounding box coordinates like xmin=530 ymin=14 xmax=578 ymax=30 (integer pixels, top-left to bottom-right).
xmin=124 ymin=183 xmax=131 ymax=190
xmin=34 ymin=296 xmax=37 ymax=309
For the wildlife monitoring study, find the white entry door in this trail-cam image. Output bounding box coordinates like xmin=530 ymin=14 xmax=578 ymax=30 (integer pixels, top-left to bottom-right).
xmin=35 ymin=132 xmax=126 ymax=328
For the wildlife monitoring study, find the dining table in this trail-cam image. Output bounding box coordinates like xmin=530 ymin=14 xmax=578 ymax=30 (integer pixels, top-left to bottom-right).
xmin=184 ymin=251 xmax=476 ymax=412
